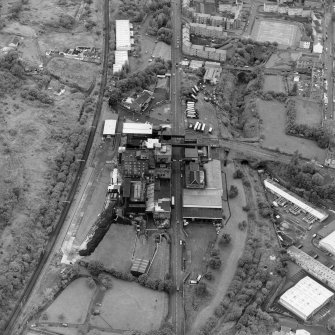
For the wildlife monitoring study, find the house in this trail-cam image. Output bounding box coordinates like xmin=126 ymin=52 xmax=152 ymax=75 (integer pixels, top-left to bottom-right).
xmin=299 ymin=35 xmax=311 ymax=49
xmin=313 ymin=41 xmax=323 ymax=54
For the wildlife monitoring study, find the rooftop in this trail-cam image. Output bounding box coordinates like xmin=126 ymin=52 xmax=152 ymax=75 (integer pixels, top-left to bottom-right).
xmin=279 ymin=276 xmax=333 ymax=320
xmin=103 ymin=119 xmax=117 ymax=136
xmin=183 ymin=188 xmax=222 ymax=208
xmin=183 ymin=207 xmax=223 ymax=219
xmin=122 ymin=122 xmax=153 ymax=135
xmin=318 ymin=220 xmax=335 ymax=238
xmin=115 ymin=20 xmax=131 ymax=51
xmin=264 ymin=179 xmax=328 ymax=221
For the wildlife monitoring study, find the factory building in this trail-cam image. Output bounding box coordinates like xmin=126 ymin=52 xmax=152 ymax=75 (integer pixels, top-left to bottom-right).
xmin=279 ymin=276 xmax=334 ymax=320
xmin=264 ymin=179 xmax=328 ymax=222
xmin=287 ymin=246 xmax=335 ymax=291
xmin=320 ymin=231 xmax=335 ymax=255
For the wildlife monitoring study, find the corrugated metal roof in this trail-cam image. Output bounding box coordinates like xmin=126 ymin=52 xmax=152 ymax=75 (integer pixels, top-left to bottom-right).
xmin=115 ymin=20 xmax=131 ymax=51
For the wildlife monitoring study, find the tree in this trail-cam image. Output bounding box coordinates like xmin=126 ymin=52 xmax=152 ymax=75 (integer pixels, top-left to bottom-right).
xmin=238 ymin=220 xmax=247 ymax=231
xmin=233 ymin=169 xmax=243 ymax=179
xmin=228 ymin=185 xmax=238 ymax=198
xmin=208 ymin=257 xmax=222 ymax=269
xmin=219 ymin=233 xmax=231 ymax=246
xmin=312 ymin=172 xmax=324 ymax=186
xmin=87 ymin=260 xmax=104 ymax=276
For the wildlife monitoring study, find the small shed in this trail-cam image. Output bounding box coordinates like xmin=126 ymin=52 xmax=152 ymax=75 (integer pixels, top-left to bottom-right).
xmin=103 ymin=119 xmax=117 ymax=137
xmin=130 ymin=258 xmax=150 ymax=276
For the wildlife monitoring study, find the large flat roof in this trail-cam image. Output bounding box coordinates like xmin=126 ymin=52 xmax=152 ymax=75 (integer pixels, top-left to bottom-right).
xmin=103 ymin=119 xmax=117 ymax=135
xmin=183 ymin=188 xmax=222 ymax=208
xmin=115 ymin=20 xmax=131 ymax=51
xmin=279 ymin=276 xmax=333 ymax=320
xmin=122 ymin=122 xmax=153 ymax=135
xmin=204 ymin=160 xmax=222 ymax=190
xmin=264 ymin=179 xmax=328 ymax=221
xmin=320 ymin=231 xmax=335 ymax=255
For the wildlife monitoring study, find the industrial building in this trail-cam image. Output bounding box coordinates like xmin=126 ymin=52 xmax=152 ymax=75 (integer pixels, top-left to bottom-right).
xmin=115 ymin=20 xmax=132 ymax=51
xmin=264 ymin=179 xmax=328 ymax=222
xmin=318 ymin=220 xmax=335 ymax=239
xmin=122 ymin=123 xmax=153 ymax=135
xmin=113 ymin=50 xmax=128 ymax=74
xmin=287 ymin=246 xmax=335 ymax=291
xmin=279 ymin=276 xmax=334 ymax=320
xmin=102 ymin=119 xmax=117 ymax=138
xmin=183 ymin=159 xmax=223 ymax=220
xmin=320 ymin=231 xmax=335 ymax=255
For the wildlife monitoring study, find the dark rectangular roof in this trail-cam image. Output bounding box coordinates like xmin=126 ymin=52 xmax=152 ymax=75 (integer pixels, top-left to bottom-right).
xmin=183 ymin=207 xmax=223 ymax=219
xmin=123 ymin=177 xmax=131 ymax=198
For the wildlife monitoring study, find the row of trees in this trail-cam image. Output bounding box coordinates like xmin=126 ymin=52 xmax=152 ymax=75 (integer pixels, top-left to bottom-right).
xmin=85 ymin=260 xmax=175 ymax=293
xmin=118 ymin=0 xmax=145 ymax=22
xmin=285 ymin=99 xmax=330 ymax=148
xmin=267 ymin=153 xmax=335 ymax=205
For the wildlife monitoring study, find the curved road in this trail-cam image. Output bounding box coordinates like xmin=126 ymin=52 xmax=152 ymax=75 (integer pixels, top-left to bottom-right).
xmin=3 ymin=0 xmax=111 ymax=333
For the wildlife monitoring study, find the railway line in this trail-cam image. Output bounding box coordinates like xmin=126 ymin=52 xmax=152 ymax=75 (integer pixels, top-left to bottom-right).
xmin=3 ymin=0 xmax=111 ymax=333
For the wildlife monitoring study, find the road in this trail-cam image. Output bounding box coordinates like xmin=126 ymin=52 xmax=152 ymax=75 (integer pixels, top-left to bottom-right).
xmin=170 ymin=0 xmax=185 ymax=334
xmin=2 ymin=0 xmax=111 ymax=333
xmin=324 ymin=0 xmax=334 ymax=122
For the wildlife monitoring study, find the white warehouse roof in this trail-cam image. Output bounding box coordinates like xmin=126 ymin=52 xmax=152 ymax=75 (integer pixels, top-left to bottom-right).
xmin=320 ymin=231 xmax=335 ymax=255
xmin=122 ymin=122 xmax=153 ymax=135
xmin=113 ymin=50 xmax=128 ymax=74
xmin=279 ymin=276 xmax=333 ymax=320
xmin=264 ymin=179 xmax=328 ymax=221
xmin=115 ymin=20 xmax=131 ymax=51
xmin=103 ymin=119 xmax=117 ymax=136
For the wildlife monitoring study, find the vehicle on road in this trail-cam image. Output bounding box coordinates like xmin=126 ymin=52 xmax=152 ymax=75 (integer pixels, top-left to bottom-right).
xmin=171 ymin=196 xmax=175 ymax=207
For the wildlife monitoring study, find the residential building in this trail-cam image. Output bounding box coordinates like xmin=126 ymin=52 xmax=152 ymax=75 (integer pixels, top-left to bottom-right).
xmin=299 ymin=35 xmax=311 ymax=49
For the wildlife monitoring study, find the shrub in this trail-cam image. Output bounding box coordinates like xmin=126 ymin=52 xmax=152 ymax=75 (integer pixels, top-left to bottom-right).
xmin=208 ymin=257 xmax=222 ymax=269
xmin=233 ymin=169 xmax=243 ymax=179
xmin=219 ymin=233 xmax=231 ymax=246
xmin=195 ymin=282 xmax=207 ymax=296
xmin=238 ymin=220 xmax=247 ymax=231
xmin=228 ymin=185 xmax=239 ymax=199
xmin=204 ymin=272 xmax=214 ymax=281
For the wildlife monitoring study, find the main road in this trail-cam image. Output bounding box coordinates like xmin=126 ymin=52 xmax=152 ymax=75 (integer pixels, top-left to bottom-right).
xmin=170 ymin=0 xmax=185 ymax=334
xmin=3 ymin=0 xmax=111 ymax=333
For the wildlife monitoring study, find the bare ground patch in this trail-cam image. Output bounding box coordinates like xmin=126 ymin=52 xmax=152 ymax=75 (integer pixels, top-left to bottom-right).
xmin=295 ymin=97 xmax=322 ymax=126
xmin=263 ymin=75 xmax=286 ymax=93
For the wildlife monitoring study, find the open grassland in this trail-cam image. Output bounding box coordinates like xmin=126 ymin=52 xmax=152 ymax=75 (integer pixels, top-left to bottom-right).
xmin=263 ymin=75 xmax=286 ymax=93
xmin=252 ymin=20 xmax=300 ymax=46
xmin=41 ymin=278 xmax=96 ymax=323
xmin=257 ymin=99 xmax=325 ymax=161
xmin=295 ymin=97 xmax=322 ymax=126
xmin=86 ymin=224 xmax=136 ymax=272
xmin=47 ymin=58 xmax=98 ymax=91
xmin=89 ymin=279 xmax=168 ymax=332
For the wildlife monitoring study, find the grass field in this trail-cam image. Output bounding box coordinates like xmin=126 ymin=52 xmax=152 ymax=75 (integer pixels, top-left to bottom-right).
xmin=252 ymin=20 xmax=299 ymax=46
xmin=149 ymin=238 xmax=170 ymax=280
xmin=263 ymin=75 xmax=286 ymax=93
xmin=295 ymin=98 xmax=322 ymax=126
xmin=42 ymin=278 xmax=95 ymax=323
xmin=257 ymin=99 xmax=325 ymax=161
xmin=89 ymin=279 xmax=168 ymax=332
xmin=184 ymin=223 xmax=217 ymax=275
xmin=86 ymin=224 xmax=136 ymax=272
xmin=46 ymin=58 xmax=98 ymax=91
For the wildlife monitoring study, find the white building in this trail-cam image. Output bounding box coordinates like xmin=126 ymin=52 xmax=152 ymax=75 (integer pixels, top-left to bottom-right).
xmin=115 ymin=20 xmax=131 ymax=51
xmin=113 ymin=50 xmax=128 ymax=74
xmin=103 ymin=119 xmax=117 ymax=137
xmin=122 ymin=122 xmax=153 ymax=135
xmin=279 ymin=276 xmax=334 ymax=320
xmin=320 ymin=231 xmax=335 ymax=255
